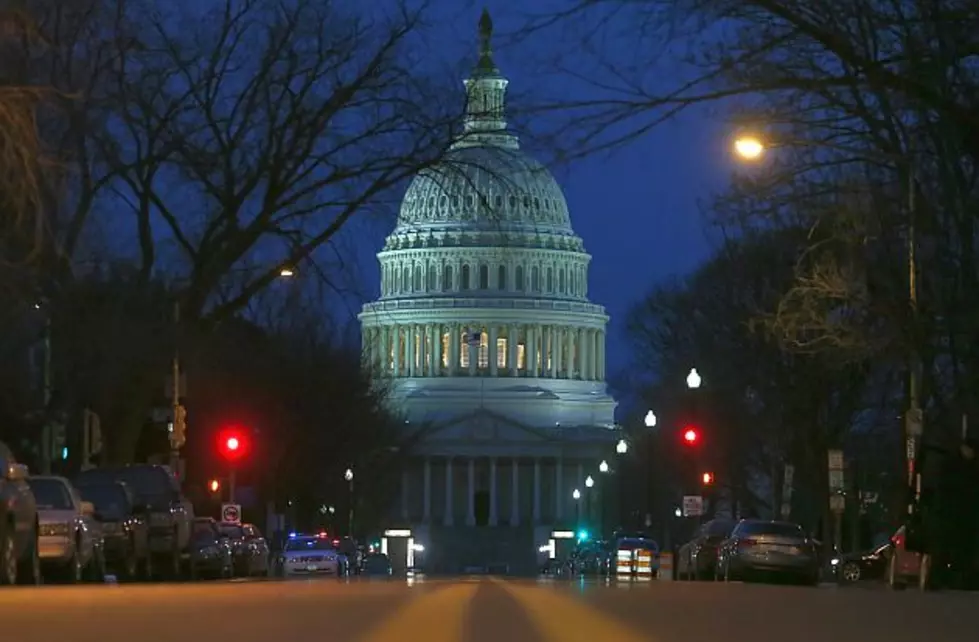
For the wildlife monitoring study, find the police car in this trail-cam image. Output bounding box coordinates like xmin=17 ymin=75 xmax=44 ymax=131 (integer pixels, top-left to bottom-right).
xmin=278 ymin=532 xmax=343 ymax=577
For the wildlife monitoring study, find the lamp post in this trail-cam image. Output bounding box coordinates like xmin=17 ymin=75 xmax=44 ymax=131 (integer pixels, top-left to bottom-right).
xmin=644 ymin=410 xmax=657 ymax=428
xmin=686 ymin=368 xmax=702 ymax=390
xmin=598 ymin=461 xmax=610 ymax=535
xmin=572 ymin=488 xmax=581 ymax=529
xmin=585 ymin=475 xmax=595 ymax=532
xmin=616 ymin=439 xmax=628 ymax=455
xmin=344 ymin=468 xmax=355 ymax=536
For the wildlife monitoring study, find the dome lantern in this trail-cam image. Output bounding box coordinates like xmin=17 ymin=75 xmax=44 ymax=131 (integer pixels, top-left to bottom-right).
xmin=456 ymin=9 xmax=517 ymax=150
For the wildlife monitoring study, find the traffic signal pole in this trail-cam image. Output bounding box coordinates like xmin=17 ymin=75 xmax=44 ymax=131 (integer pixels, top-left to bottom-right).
xmin=229 ymin=467 xmax=237 ymax=504
xmin=170 ymin=299 xmax=181 ymax=480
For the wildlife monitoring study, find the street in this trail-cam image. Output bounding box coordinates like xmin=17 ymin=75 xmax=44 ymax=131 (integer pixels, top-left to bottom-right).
xmin=1 ymin=577 xmax=975 ymax=641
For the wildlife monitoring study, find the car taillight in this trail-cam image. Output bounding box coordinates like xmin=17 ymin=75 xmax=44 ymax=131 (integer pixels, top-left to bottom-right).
xmin=892 ymin=534 xmax=904 ymax=548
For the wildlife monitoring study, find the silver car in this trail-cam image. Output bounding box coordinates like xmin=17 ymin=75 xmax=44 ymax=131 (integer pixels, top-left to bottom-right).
xmin=27 ymin=476 xmax=103 ymax=583
xmin=716 ymin=519 xmax=819 ymax=585
xmin=279 ymin=534 xmax=342 ymax=577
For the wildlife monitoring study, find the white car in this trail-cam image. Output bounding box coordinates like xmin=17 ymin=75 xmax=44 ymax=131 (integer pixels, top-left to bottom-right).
xmin=27 ymin=476 xmax=102 ymax=582
xmin=279 ymin=534 xmax=342 ymax=577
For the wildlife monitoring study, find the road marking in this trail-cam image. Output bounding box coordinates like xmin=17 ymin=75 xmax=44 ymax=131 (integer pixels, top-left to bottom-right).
xmin=358 ymin=583 xmax=479 ymax=642
xmin=496 ymin=579 xmax=650 ymax=642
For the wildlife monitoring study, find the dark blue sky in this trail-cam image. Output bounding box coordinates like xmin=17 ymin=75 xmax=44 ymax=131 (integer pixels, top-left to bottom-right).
xmin=351 ymin=1 xmax=737 ymax=381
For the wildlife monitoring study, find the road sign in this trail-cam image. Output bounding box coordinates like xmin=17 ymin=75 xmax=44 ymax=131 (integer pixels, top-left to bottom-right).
xmin=682 ymin=495 xmax=703 ymax=517
xmin=827 ymin=450 xmax=844 ymax=470
xmin=828 ymin=469 xmax=844 ymax=491
xmin=221 ymin=503 xmax=241 ymax=524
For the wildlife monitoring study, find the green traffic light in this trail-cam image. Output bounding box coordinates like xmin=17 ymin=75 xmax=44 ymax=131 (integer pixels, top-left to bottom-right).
xmin=577 ymin=529 xmax=589 ymax=541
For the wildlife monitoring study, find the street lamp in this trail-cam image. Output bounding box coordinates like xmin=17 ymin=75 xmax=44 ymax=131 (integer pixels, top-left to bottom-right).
xmin=573 ymin=488 xmax=581 ymax=500
xmin=686 ymin=368 xmax=702 ymax=389
xmin=599 ymin=460 xmax=609 ymax=473
xmin=344 ymin=468 xmax=354 ymax=536
xmin=616 ymin=439 xmax=628 ymax=455
xmin=644 ymin=410 xmax=657 ymax=428
xmin=733 ymin=134 xmax=765 ymax=161
xmin=585 ymin=475 xmax=594 ymax=488
xmin=279 ymin=267 xmax=295 ymax=277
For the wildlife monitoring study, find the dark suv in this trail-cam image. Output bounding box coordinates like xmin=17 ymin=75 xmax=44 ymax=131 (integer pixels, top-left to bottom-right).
xmin=0 ymin=441 xmax=41 ymax=585
xmin=77 ymin=465 xmax=194 ymax=579
xmin=75 ymin=480 xmax=151 ymax=581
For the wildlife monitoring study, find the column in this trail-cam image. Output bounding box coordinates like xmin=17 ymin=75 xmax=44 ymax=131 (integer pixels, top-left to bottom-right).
xmin=555 ymin=457 xmax=563 ymax=520
xmin=589 ymin=329 xmax=598 ymax=380
xmin=392 ymin=326 xmax=402 ymax=377
xmin=380 ymin=327 xmax=390 ymax=373
xmin=511 ymin=458 xmax=520 ymax=525
xmin=360 ymin=326 xmax=369 ymax=359
xmin=576 ymin=327 xmax=585 ymax=379
xmin=401 ymin=468 xmax=409 ymax=521
xmin=423 ymin=458 xmax=432 ymax=522
xmin=444 ymin=458 xmax=454 ymax=526
xmin=532 ymin=458 xmax=541 ymax=523
xmin=431 ymin=325 xmax=441 ymax=376
xmin=548 ymin=327 xmax=558 ymax=378
xmin=489 ymin=457 xmax=498 ymax=526
xmin=598 ymin=330 xmax=606 ymax=380
xmin=508 ymin=324 xmax=519 ymax=376
xmin=467 ymin=458 xmax=476 ymax=525
xmin=449 ymin=323 xmax=460 ymax=375
xmin=489 ymin=325 xmax=499 ymax=376
xmin=564 ymin=328 xmax=574 ymax=378
xmin=554 ymin=327 xmax=564 ymax=378
xmin=468 ymin=326 xmax=477 ymax=376
xmin=527 ymin=325 xmax=537 ymax=376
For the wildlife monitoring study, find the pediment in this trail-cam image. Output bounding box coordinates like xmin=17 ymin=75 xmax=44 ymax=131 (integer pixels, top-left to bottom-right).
xmin=425 ymin=408 xmax=551 ymax=444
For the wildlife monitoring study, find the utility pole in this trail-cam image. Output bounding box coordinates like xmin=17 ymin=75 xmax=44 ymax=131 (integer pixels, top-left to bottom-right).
xmin=169 ymin=299 xmax=187 ymax=483
xmin=40 ymin=312 xmax=52 ymax=475
xmin=906 ymin=168 xmax=924 ymax=506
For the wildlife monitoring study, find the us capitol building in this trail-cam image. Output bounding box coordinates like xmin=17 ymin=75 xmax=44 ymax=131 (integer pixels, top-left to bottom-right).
xmin=358 ymin=10 xmax=619 ymax=574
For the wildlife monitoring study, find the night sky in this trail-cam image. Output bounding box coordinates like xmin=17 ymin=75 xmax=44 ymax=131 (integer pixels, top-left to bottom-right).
xmin=349 ymin=1 xmax=737 ymax=390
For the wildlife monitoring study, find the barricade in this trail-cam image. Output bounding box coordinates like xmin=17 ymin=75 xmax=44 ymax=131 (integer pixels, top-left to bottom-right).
xmin=616 ymin=549 xmax=632 ymax=576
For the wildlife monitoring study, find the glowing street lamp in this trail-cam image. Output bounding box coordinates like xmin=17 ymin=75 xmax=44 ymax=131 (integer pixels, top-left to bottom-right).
xmin=733 ymin=135 xmax=765 ymax=161
xmin=644 ymin=410 xmax=657 ymax=428
xmin=585 ymin=475 xmax=594 ymax=488
xmin=599 ymin=460 xmax=609 ymax=474
xmin=616 ymin=439 xmax=628 ymax=455
xmin=279 ymin=267 xmax=295 ymax=277
xmin=686 ymin=368 xmax=702 ymax=389
xmin=572 ymin=488 xmax=581 ymax=500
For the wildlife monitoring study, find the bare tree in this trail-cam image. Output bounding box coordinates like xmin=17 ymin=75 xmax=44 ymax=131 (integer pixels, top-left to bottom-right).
xmin=99 ymin=0 xmax=460 ymax=322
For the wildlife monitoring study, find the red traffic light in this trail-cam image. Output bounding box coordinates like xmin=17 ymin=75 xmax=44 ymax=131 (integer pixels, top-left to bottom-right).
xmin=217 ymin=428 xmax=248 ymax=461
xmin=682 ymin=427 xmax=700 ymax=445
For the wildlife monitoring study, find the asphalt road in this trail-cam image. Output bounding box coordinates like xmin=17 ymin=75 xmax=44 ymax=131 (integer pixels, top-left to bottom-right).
xmin=1 ymin=576 xmax=976 ymax=642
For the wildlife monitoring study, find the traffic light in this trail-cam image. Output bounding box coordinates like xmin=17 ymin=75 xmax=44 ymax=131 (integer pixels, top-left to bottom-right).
xmin=577 ymin=529 xmax=590 ymax=542
xmin=682 ymin=426 xmax=700 ymax=446
xmin=702 ymin=472 xmax=714 ymax=485
xmin=208 ymin=479 xmax=221 ymax=493
xmin=171 ymin=404 xmax=187 ymax=449
xmin=217 ymin=428 xmax=248 ymax=462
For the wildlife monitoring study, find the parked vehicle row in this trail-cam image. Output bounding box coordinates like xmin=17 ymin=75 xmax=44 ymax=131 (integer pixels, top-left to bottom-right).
xmin=2 ymin=439 xmax=273 ymax=586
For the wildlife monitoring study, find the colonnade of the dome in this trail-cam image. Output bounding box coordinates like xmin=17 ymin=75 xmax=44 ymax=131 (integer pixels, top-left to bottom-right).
xmin=361 ymin=321 xmax=606 ymax=381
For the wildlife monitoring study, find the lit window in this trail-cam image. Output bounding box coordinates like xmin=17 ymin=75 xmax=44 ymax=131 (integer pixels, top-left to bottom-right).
xmin=518 ymin=343 xmax=526 ymax=369
xmin=478 ymin=332 xmax=489 ymax=368
xmin=497 ymin=338 xmax=507 ymax=368
xmin=441 ymin=332 xmax=450 ymax=368
xmin=414 ymin=330 xmax=423 ymax=371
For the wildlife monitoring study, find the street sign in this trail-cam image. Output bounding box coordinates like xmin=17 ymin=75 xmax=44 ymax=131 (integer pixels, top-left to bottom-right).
xmin=221 ymin=503 xmax=241 ymax=524
xmin=828 ymin=469 xmax=845 ymax=491
xmin=829 ymin=494 xmax=845 ymax=513
xmin=682 ymin=495 xmax=703 ymax=517
xmin=827 ymin=450 xmax=844 ymax=470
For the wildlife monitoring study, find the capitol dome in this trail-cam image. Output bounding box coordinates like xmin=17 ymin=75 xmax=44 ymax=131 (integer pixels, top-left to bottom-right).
xmin=359 ymin=10 xmax=616 ymax=431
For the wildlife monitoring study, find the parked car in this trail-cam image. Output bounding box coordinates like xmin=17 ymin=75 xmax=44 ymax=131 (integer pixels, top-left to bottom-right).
xmin=0 ymin=441 xmax=40 ymax=585
xmin=75 ymin=480 xmax=151 ymax=581
xmin=240 ymin=524 xmax=270 ymax=577
xmin=677 ymin=518 xmax=736 ymax=581
xmin=77 ymin=465 xmax=194 ymax=579
xmin=189 ymin=518 xmax=233 ymax=579
xmin=27 ymin=475 xmax=103 ymax=583
xmin=716 ymin=519 xmax=819 ymax=585
xmin=832 ymin=540 xmax=892 ymax=584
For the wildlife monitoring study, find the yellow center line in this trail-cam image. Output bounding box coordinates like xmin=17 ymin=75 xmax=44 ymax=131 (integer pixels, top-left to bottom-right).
xmin=494 ymin=579 xmax=652 ymax=642
xmin=357 ymin=582 xmax=480 ymax=642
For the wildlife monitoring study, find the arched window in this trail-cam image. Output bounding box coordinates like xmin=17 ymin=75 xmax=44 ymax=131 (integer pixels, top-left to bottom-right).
xmin=427 ymin=265 xmax=437 ymax=290
xmin=531 ymin=266 xmax=539 ymax=291
xmin=515 ymin=265 xmax=525 ymax=291
xmin=479 ymin=264 xmax=489 ymax=289
xmin=444 ymin=265 xmax=454 ymax=290
xmin=570 ymin=269 xmax=576 ymax=295
xmin=559 ymin=269 xmax=566 ymax=293
xmin=461 ymin=265 xmax=471 ymax=290
xmin=401 ymin=266 xmax=409 ymax=292
xmin=412 ymin=266 xmax=421 ymax=291
xmin=546 ymin=267 xmax=553 ymax=292
xmin=498 ymin=265 xmax=507 ymax=290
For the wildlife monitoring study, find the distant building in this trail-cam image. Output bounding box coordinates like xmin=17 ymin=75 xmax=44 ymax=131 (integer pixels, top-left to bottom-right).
xmin=358 ymin=10 xmax=619 ymax=574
